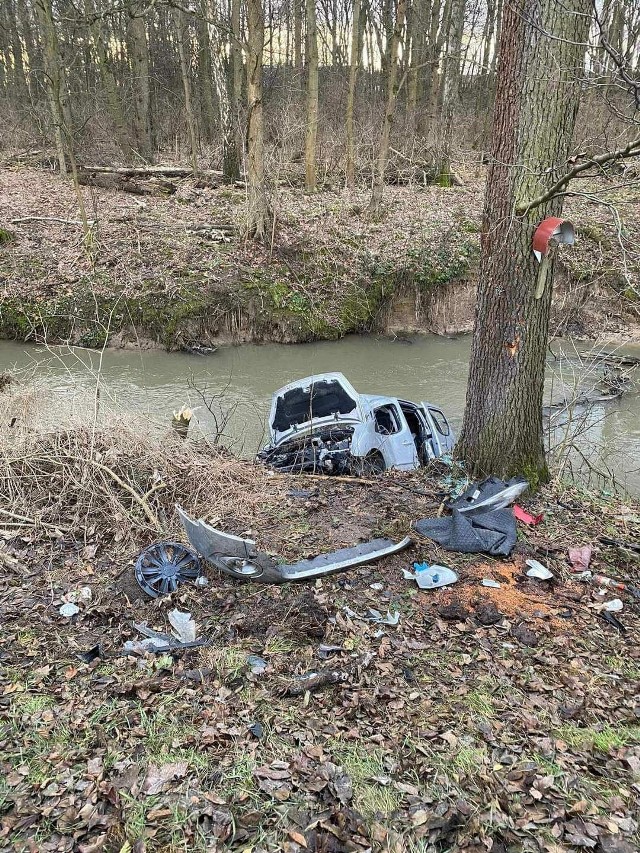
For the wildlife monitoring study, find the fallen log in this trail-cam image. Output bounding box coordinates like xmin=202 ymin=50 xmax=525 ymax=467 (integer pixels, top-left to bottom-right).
xmin=76 ymin=171 xmax=178 ymax=195
xmin=77 ymin=164 xmax=225 ymax=178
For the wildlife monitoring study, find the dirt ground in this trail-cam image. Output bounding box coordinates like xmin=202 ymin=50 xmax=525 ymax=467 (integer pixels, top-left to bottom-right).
xmin=1 ymin=421 xmax=639 ymax=852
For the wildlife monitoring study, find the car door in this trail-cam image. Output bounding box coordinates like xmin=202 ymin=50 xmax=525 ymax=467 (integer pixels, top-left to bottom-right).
xmin=420 ymin=403 xmax=455 ymax=458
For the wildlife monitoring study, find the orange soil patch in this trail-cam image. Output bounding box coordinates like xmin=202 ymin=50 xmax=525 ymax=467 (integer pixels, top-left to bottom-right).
xmin=422 ymin=557 xmax=564 ymax=623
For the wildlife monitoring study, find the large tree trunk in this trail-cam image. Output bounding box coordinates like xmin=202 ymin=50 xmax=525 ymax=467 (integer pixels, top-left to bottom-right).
xmin=246 ymin=0 xmax=269 ymax=239
xmin=230 ymin=0 xmax=244 ymax=168
xmin=345 ymin=0 xmax=363 ymax=187
xmin=456 ymin=0 xmax=592 ymax=484
xmin=366 ymin=0 xmax=406 ymax=216
xmin=304 ymin=0 xmax=319 ymax=191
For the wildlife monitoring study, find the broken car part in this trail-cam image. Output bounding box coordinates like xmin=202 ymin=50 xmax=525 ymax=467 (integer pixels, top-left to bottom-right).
xmin=410 ymin=562 xmax=458 ymax=589
xmin=135 ymin=541 xmax=202 ymax=597
xmin=258 ymin=372 xmax=454 ymax=475
xmin=525 ymin=559 xmax=554 ymax=580
xmin=514 ymin=505 xmax=543 ymax=525
xmin=176 ymin=505 xmax=412 ymax=584
xmin=414 ymin=507 xmax=517 ymax=557
xmin=450 ymin=476 xmax=528 ymax=514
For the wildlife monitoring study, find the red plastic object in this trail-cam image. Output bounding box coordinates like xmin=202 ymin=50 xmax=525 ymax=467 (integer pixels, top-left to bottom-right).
xmin=532 ymin=217 xmax=575 ymax=262
xmin=514 ymin=504 xmax=543 ymax=525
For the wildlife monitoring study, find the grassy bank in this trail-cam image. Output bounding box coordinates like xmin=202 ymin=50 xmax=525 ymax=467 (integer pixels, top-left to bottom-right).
xmin=1 ymin=379 xmax=640 ymax=852
xmin=1 ymin=165 xmax=638 ymax=349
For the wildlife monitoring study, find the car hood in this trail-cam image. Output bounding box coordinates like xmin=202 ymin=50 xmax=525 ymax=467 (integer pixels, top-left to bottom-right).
xmin=268 ymin=372 xmax=363 ymax=445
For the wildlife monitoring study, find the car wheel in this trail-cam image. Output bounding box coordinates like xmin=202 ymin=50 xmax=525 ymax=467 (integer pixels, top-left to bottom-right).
xmin=354 ymin=451 xmax=386 ymax=477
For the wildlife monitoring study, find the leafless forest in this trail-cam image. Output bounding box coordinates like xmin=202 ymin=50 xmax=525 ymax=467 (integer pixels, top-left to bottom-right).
xmin=2 ymin=0 xmax=639 ymax=223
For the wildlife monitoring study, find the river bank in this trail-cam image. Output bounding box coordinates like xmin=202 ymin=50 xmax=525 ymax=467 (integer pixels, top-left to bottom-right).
xmin=1 ymin=390 xmax=640 ymax=851
xmin=1 ymin=164 xmax=639 ymax=350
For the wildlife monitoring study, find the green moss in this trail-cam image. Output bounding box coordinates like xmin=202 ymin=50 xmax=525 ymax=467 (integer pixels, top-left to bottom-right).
xmin=0 ymin=228 xmax=15 ymax=244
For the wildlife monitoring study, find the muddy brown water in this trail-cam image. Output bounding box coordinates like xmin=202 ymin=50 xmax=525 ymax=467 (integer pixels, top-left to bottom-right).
xmin=1 ymin=335 xmax=639 ymax=495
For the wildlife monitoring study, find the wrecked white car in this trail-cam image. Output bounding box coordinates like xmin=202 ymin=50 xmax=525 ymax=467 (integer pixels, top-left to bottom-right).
xmin=257 ymin=372 xmax=454 ymax=475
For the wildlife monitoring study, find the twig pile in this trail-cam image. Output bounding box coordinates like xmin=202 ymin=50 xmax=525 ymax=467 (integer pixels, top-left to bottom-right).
xmin=0 ymin=401 xmax=286 ymax=548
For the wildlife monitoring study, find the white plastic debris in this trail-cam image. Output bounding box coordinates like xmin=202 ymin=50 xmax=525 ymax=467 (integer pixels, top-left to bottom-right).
xmin=412 ymin=563 xmax=458 ymax=590
xmin=603 ymin=598 xmax=623 ymax=612
xmin=525 ymin=559 xmax=554 ymax=580
xmin=195 ymin=576 xmax=209 ymax=587
xmin=247 ymin=655 xmax=267 ymax=675
xmin=366 ymin=609 xmax=400 ymax=626
xmin=168 ymin=609 xmax=197 ymax=643
xmin=59 ymin=602 xmax=80 ymax=617
xmin=369 ymin=582 xmax=384 ymax=591
xmin=481 ymin=579 xmax=501 ymax=588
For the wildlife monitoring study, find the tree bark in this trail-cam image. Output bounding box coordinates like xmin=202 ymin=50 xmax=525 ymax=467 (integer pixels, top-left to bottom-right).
xmin=173 ymin=7 xmax=199 ymax=174
xmin=294 ymin=0 xmax=303 ymax=72
xmin=456 ymin=0 xmax=592 ymax=484
xmin=205 ymin=2 xmax=240 ymax=183
xmin=34 ymin=0 xmax=69 ymax=174
xmin=366 ymin=0 xmax=406 ymax=216
xmin=246 ymin=0 xmax=270 ymax=239
xmin=304 ymin=0 xmax=319 ymax=191
xmin=127 ymin=3 xmax=153 ymax=162
xmin=345 ymin=0 xmax=363 ymax=187
xmin=434 ymin=0 xmax=464 ymax=184
xmin=86 ymin=0 xmax=132 ymax=157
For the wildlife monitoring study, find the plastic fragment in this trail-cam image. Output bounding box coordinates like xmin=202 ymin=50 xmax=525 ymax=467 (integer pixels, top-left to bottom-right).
xmin=247 ymin=655 xmax=267 ymax=675
xmin=369 ymin=582 xmax=384 ymax=591
xmin=195 ymin=575 xmax=209 ymax=587
xmin=59 ymin=602 xmax=80 ymax=617
xmin=514 ymin=505 xmax=544 ymax=525
xmin=603 ymin=598 xmax=623 ymax=612
xmin=568 ymin=546 xmax=592 ymax=572
xmin=168 ymin=609 xmax=196 ymax=643
xmin=482 ymin=579 xmax=501 ymax=588
xmin=367 ymin=609 xmax=400 ymax=625
xmin=412 ymin=562 xmax=458 ymax=589
xmin=525 ymin=559 xmax=554 ymax=580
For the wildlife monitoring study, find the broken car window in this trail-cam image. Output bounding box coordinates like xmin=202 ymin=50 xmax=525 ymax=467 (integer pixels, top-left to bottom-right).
xmin=429 ymin=408 xmax=450 ymax=436
xmin=374 ymin=405 xmax=401 ymax=435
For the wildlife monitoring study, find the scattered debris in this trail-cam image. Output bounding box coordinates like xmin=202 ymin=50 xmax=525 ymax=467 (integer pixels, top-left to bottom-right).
xmin=438 ymin=600 xmax=469 ymax=621
xmin=450 ymin=476 xmax=528 ymax=514
xmin=525 ymin=559 xmax=554 ymax=580
xmin=415 ymin=506 xmax=517 ymax=556
xmin=366 ymin=609 xmax=400 ymax=625
xmin=59 ymin=602 xmax=80 ymax=617
xmin=76 ymin=644 xmax=103 ymax=664
xmin=410 ymin=562 xmax=459 ymax=589
xmin=285 ymin=668 xmax=350 ymax=696
xmin=600 ymin=611 xmax=627 ymax=632
xmin=568 ymin=545 xmax=592 ymax=572
xmin=369 ymin=582 xmax=384 ymax=591
xmin=248 ymin=721 xmax=264 ymax=739
xmin=481 ymin=578 xmax=501 ymax=588
xmin=514 ymin=505 xmax=543 ymax=525
xmin=168 ymin=609 xmax=197 ymax=643
xmin=247 ymin=655 xmax=268 ymax=675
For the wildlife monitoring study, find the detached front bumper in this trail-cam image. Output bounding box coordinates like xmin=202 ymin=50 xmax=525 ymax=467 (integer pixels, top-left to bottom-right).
xmin=177 ymin=506 xmax=412 ymax=584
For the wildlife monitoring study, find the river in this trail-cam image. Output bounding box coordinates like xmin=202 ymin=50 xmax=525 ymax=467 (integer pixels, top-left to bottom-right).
xmin=1 ymin=335 xmax=639 ymax=494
